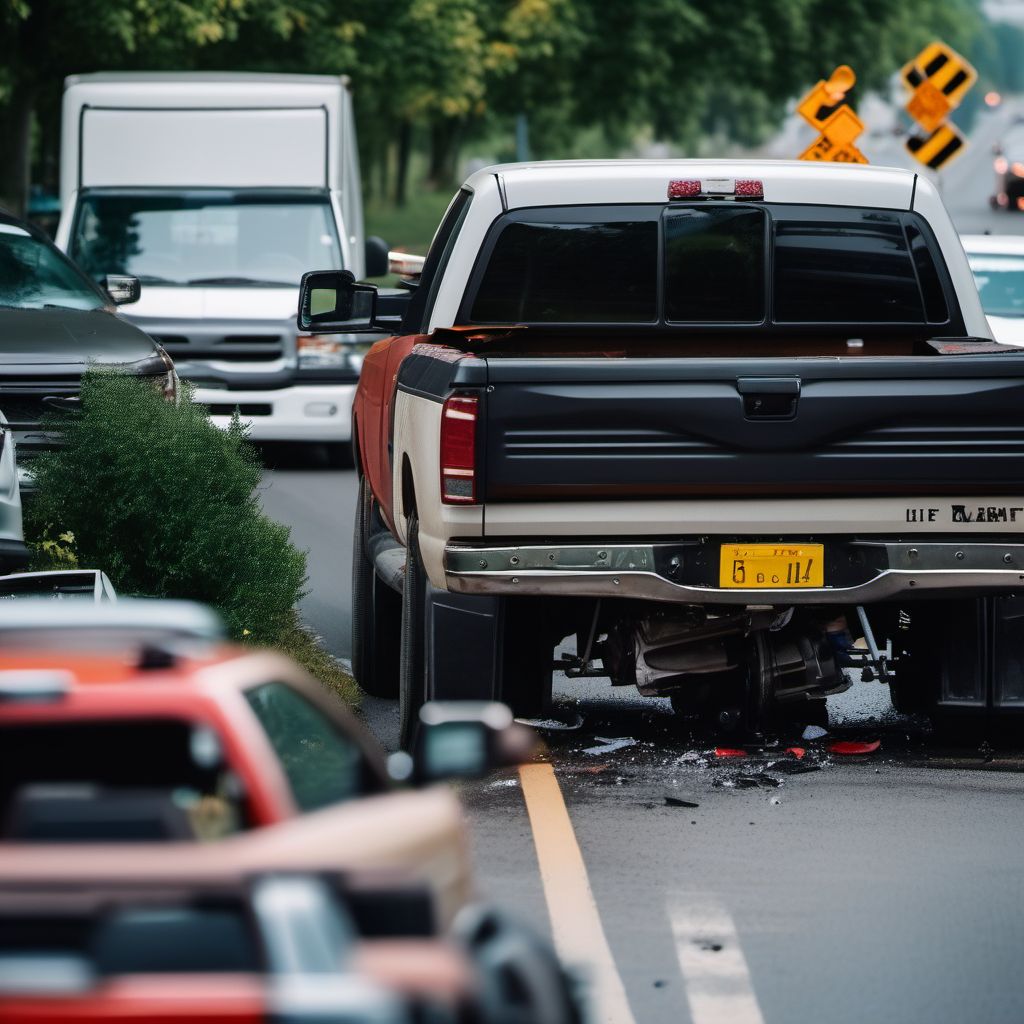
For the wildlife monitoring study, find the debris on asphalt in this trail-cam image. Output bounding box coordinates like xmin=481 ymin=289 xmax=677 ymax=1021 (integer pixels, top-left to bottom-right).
xmin=519 ymin=713 xmax=586 ymax=732
xmin=582 ymin=736 xmax=638 ymax=755
xmin=714 ymin=747 xmax=748 ymax=758
xmin=772 ymin=760 xmax=823 ymax=775
xmin=732 ymin=772 xmax=782 ymax=789
xmin=664 ymin=793 xmax=700 ymax=808
xmin=828 ymin=739 xmax=881 ymax=756
xmin=802 ymin=724 xmax=829 ymax=740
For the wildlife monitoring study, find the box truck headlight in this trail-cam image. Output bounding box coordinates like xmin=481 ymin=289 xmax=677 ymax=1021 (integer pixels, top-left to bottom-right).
xmin=297 ymin=334 xmax=363 ymax=372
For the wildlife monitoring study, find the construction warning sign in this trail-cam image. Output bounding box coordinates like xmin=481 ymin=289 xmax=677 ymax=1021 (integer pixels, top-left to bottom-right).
xmin=902 ymin=41 xmax=976 ymax=170
xmin=797 ymin=65 xmax=867 ymax=164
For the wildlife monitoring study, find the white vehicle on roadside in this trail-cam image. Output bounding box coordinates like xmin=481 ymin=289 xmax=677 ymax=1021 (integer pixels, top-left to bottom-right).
xmin=56 ymin=73 xmax=386 ymax=462
xmin=961 ymin=233 xmax=1024 ymax=346
xmin=0 ymin=411 xmax=27 ymax=574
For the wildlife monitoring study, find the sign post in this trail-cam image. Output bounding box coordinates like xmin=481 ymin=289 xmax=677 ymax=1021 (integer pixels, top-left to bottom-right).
xmin=797 ymin=65 xmax=867 ymax=164
xmin=901 ymin=41 xmax=977 ymax=171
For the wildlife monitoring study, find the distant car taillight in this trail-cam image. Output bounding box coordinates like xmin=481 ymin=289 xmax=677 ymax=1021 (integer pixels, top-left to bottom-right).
xmin=440 ymin=394 xmax=478 ymax=505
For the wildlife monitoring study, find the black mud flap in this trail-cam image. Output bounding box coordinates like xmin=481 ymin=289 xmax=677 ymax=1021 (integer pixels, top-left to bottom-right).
xmin=918 ymin=595 xmax=1024 ymax=712
xmin=424 ymin=583 xmax=503 ymax=702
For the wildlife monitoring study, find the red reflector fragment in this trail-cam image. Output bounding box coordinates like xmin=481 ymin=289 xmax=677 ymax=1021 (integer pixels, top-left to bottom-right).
xmin=785 ymin=747 xmax=806 ymax=759
xmin=667 ymin=179 xmax=701 ymax=199
xmin=440 ymin=394 xmax=478 ymax=505
xmin=714 ymin=747 xmax=747 ymax=759
xmin=828 ymin=739 xmax=881 ymax=756
xmin=734 ymin=179 xmax=764 ymax=198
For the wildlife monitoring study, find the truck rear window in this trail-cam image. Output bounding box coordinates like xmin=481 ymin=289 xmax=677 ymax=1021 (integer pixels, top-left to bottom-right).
xmin=465 ymin=203 xmax=955 ymax=330
xmin=470 ymin=217 xmax=657 ymax=323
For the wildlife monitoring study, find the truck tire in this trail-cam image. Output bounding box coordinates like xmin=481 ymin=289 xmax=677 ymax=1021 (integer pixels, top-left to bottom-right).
xmin=351 ymin=477 xmax=400 ymax=698
xmin=398 ymin=514 xmax=427 ymax=749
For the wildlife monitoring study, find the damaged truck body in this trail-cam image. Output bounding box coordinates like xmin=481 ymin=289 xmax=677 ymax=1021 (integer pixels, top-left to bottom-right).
xmin=300 ymin=161 xmax=1024 ymax=743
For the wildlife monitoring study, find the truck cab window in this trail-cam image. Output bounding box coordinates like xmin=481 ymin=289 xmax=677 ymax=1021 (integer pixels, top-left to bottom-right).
xmin=773 ymin=207 xmax=925 ymax=323
xmin=245 ymin=682 xmax=370 ymax=811
xmin=664 ymin=205 xmax=766 ymax=323
xmin=71 ymin=190 xmax=343 ymax=288
xmin=470 ymin=215 xmax=658 ymax=324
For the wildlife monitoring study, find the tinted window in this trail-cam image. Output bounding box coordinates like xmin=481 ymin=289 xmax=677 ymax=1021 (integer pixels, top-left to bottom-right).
xmin=664 ymin=206 xmax=766 ymax=322
xmin=245 ymin=682 xmax=367 ymax=811
xmin=774 ymin=208 xmax=924 ymax=323
xmin=470 ymin=215 xmax=658 ymax=323
xmin=906 ymin=224 xmax=949 ymax=323
xmin=0 ymin=224 xmax=104 ymax=311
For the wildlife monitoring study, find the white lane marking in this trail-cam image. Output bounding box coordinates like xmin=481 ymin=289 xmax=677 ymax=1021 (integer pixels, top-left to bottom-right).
xmin=670 ymin=899 xmax=766 ymax=1024
xmin=519 ymin=762 xmax=637 ymax=1024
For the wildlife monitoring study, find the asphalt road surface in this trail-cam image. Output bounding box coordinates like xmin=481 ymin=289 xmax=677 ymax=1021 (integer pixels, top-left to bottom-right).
xmin=257 ymin=119 xmax=1024 ymax=1023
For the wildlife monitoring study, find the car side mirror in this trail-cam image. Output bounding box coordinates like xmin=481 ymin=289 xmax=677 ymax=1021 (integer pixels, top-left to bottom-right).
xmin=365 ymin=236 xmax=390 ymax=278
xmin=297 ymin=269 xmax=379 ymax=333
xmin=388 ymin=702 xmax=539 ymax=785
xmin=105 ymin=274 xmax=141 ymax=305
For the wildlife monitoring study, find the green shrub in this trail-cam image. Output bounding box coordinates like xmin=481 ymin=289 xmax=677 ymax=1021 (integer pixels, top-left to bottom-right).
xmin=25 ymin=370 xmax=306 ymax=645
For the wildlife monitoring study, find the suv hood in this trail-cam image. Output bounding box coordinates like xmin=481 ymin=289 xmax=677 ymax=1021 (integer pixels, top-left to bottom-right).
xmin=0 ymin=308 xmax=158 ymax=367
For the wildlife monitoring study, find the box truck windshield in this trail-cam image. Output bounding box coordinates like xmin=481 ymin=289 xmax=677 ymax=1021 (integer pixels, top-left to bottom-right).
xmin=70 ymin=189 xmax=343 ymax=287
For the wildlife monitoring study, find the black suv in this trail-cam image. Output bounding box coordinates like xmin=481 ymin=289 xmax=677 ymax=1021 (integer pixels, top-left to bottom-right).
xmin=0 ymin=211 xmax=176 ymax=477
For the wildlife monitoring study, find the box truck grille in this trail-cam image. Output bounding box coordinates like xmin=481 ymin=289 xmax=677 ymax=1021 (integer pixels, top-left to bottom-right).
xmin=157 ymin=334 xmax=284 ymax=363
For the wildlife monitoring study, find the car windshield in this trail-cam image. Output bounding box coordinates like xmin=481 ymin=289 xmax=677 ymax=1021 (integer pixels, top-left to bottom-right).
xmin=71 ymin=190 xmax=344 ymax=287
xmin=0 ymin=223 xmax=105 ymax=311
xmin=968 ymin=252 xmax=1024 ymax=317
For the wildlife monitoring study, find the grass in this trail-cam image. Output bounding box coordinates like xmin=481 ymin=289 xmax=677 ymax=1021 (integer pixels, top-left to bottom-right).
xmin=268 ymin=610 xmax=361 ymax=706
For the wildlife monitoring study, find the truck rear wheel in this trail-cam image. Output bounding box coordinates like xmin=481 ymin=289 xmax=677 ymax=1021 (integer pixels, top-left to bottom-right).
xmin=398 ymin=514 xmax=427 ymax=749
xmin=351 ymin=477 xmax=401 ymax=698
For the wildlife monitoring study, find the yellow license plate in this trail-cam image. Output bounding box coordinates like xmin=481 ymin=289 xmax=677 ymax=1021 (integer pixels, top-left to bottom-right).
xmin=719 ymin=544 xmax=824 ymax=589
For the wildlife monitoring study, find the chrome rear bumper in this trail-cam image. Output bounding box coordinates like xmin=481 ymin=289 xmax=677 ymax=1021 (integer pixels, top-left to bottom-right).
xmin=444 ymin=540 xmax=1024 ymax=604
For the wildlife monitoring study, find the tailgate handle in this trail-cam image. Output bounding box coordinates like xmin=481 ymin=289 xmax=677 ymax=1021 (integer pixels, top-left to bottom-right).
xmin=736 ymin=377 xmax=801 ymax=419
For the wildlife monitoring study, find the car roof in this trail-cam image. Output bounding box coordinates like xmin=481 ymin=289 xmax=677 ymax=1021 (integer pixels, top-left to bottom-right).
xmin=960 ymin=233 xmax=1024 ymax=255
xmin=463 ymin=159 xmax=918 ymax=212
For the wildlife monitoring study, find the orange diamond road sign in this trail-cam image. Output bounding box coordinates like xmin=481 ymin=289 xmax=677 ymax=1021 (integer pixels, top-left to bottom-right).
xmin=797 ymin=65 xmax=867 ymax=164
xmin=902 ymin=41 xmax=976 ymax=170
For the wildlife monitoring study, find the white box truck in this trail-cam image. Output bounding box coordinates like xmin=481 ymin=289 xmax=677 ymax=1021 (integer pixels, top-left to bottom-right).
xmin=55 ymin=72 xmax=385 ymax=461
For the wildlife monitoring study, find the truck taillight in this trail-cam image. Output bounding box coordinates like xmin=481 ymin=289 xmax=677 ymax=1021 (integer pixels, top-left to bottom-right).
xmin=440 ymin=394 xmax=478 ymax=505
xmin=668 ymin=178 xmax=763 ymax=200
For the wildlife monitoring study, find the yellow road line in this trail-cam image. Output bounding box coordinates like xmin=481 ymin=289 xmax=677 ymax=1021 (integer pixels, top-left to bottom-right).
xmin=518 ymin=762 xmax=637 ymax=1024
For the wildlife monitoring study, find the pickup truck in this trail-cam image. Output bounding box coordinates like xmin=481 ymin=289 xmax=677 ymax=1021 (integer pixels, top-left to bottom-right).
xmin=299 ymin=161 xmax=1024 ymax=743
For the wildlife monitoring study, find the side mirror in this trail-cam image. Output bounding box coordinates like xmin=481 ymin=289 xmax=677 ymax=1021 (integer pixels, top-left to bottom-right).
xmin=365 ymin=236 xmax=389 ymax=278
xmin=297 ymin=269 xmax=378 ymax=333
xmin=389 ymin=702 xmax=540 ymax=785
xmin=105 ymin=274 xmax=140 ymax=305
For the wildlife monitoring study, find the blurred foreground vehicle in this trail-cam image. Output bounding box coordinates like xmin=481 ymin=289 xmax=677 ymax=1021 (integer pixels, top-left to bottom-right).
xmin=961 ymin=234 xmax=1024 ymax=346
xmin=0 ymin=870 xmax=573 ymax=1024
xmin=303 ymin=160 xmax=1024 ymax=739
xmin=0 ymin=601 xmax=578 ymax=1024
xmin=0 ymin=569 xmax=116 ymax=601
xmin=57 ymin=73 xmax=385 ymax=465
xmin=990 ymin=124 xmax=1024 ymax=210
xmin=0 ymin=210 xmax=175 ymax=488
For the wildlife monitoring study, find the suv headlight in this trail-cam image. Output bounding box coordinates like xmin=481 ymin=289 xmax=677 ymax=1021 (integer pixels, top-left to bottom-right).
xmin=128 ymin=346 xmax=179 ymax=404
xmin=297 ymin=334 xmax=364 ymax=372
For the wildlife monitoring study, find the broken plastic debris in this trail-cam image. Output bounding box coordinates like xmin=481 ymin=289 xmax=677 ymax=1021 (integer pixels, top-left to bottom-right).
xmin=664 ymin=794 xmax=700 ymax=808
xmin=582 ymin=737 xmax=637 ymax=755
xmin=786 ymin=747 xmax=806 ymax=759
xmin=714 ymin=747 xmax=747 ymax=758
xmin=828 ymin=739 xmax=881 ymax=756
xmin=802 ymin=725 xmax=829 ymax=740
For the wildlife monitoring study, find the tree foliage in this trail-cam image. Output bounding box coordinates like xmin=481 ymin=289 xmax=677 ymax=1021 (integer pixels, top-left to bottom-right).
xmin=0 ymin=0 xmax=1010 ymax=211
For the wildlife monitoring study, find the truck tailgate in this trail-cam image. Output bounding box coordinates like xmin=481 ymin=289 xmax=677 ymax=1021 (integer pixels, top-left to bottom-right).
xmin=481 ymin=355 xmax=1024 ymax=501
